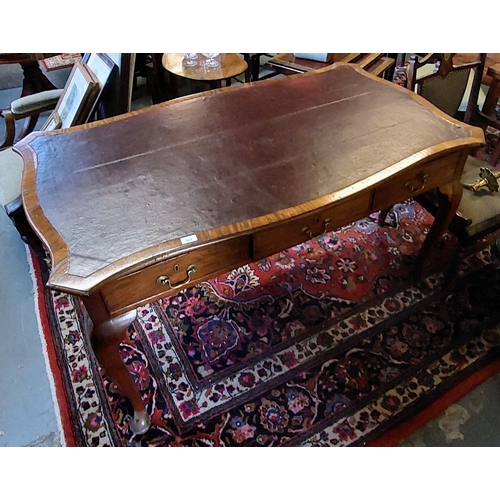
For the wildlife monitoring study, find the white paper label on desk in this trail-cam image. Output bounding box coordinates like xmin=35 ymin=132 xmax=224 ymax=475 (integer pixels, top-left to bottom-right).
xmin=180 ymin=235 xmax=198 ymax=244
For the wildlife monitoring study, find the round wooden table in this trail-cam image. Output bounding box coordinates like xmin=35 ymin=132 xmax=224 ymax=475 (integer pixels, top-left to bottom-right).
xmin=161 ymin=53 xmax=248 ymax=96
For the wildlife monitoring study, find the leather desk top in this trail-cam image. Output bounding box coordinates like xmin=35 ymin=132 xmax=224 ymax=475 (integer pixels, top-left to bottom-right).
xmin=16 ymin=63 xmax=483 ymax=297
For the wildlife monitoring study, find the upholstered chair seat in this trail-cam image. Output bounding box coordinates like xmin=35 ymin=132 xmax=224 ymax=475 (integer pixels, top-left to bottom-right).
xmin=0 ymin=147 xmax=23 ymax=208
xmin=10 ymin=89 xmax=63 ymax=116
xmin=458 ymin=155 xmax=500 ymax=239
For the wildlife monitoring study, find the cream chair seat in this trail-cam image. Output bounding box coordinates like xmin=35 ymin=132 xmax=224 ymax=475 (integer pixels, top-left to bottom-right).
xmin=457 ymin=155 xmax=500 ymax=239
xmin=0 ymin=148 xmax=23 ymax=208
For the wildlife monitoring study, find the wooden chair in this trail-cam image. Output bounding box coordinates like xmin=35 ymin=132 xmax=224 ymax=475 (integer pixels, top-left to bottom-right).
xmin=405 ymin=53 xmax=486 ymax=124
xmin=378 ymin=53 xmax=500 ymax=275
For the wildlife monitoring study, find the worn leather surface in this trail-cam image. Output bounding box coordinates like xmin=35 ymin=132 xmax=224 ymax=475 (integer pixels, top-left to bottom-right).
xmin=20 ymin=65 xmax=475 ymax=280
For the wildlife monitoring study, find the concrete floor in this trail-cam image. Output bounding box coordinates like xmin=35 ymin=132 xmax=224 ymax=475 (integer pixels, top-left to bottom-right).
xmin=0 ymin=209 xmax=62 ymax=446
xmin=1 ymin=55 xmax=500 ymax=447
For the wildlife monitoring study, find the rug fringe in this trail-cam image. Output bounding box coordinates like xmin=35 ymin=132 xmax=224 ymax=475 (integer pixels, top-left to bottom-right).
xmin=40 ymin=53 xmax=81 ymax=72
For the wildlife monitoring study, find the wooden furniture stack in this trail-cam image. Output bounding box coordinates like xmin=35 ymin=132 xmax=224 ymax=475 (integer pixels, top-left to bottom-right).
xmin=268 ymin=53 xmax=395 ymax=78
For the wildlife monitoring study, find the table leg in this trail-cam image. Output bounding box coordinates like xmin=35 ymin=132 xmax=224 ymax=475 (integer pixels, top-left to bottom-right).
xmin=481 ymin=75 xmax=500 ymax=118
xmin=208 ymin=80 xmax=222 ymax=90
xmin=480 ymin=72 xmax=500 ymax=166
xmin=82 ymin=294 xmax=151 ymax=435
xmin=19 ymin=61 xmax=57 ymax=97
xmin=413 ymin=179 xmax=463 ymax=281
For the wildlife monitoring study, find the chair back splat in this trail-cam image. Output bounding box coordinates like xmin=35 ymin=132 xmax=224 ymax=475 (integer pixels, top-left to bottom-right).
xmin=406 ymin=53 xmax=486 ymax=124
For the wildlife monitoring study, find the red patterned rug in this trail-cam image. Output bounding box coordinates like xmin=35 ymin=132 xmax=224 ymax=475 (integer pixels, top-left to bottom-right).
xmin=32 ymin=200 xmax=500 ymax=446
xmin=40 ymin=53 xmax=81 ymax=72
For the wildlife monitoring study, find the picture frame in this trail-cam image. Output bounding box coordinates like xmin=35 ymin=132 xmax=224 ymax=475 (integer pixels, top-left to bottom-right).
xmin=40 ymin=110 xmax=62 ymax=132
xmin=83 ymin=53 xmax=115 ymax=87
xmin=81 ymin=53 xmax=116 ymax=119
xmin=53 ymin=60 xmax=99 ymax=129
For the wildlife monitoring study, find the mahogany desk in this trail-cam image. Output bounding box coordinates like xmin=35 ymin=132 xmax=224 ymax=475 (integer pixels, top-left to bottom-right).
xmin=16 ymin=64 xmax=484 ymax=434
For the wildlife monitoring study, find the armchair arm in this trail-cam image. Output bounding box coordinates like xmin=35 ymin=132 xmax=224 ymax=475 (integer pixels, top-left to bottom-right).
xmin=0 ymin=88 xmax=63 ymax=149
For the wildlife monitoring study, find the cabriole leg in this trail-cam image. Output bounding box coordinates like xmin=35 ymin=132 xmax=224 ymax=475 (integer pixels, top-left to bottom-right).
xmin=413 ymin=179 xmax=463 ymax=281
xmin=82 ymin=294 xmax=151 ymax=435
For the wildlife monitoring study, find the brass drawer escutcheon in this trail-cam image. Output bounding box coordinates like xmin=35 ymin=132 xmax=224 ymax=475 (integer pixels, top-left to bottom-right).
xmin=156 ymin=264 xmax=197 ymax=289
xmin=100 ymin=236 xmax=251 ymax=316
xmin=302 ymin=217 xmax=332 ymax=238
xmin=405 ymin=173 xmax=430 ymax=192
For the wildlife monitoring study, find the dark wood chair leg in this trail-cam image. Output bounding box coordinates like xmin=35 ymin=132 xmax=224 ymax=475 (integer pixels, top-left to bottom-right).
xmin=4 ymin=195 xmax=45 ymax=258
xmin=378 ymin=206 xmax=392 ymax=226
xmin=242 ymin=54 xmax=251 ymax=83
xmin=251 ymin=54 xmax=262 ymax=81
xmin=17 ymin=115 xmax=40 ymax=142
xmin=146 ymin=53 xmax=173 ymax=103
xmin=385 ymin=53 xmax=399 ymax=81
xmin=19 ymin=61 xmax=57 ymax=97
xmin=378 ymin=206 xmax=399 ymax=228
xmin=413 ymin=179 xmax=462 ymax=281
xmin=0 ymin=109 xmax=16 ymax=149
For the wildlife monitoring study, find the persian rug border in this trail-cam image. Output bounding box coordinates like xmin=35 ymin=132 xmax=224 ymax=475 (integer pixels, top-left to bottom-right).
xmin=368 ymin=355 xmax=500 ymax=446
xmin=137 ymin=274 xmax=444 ymax=431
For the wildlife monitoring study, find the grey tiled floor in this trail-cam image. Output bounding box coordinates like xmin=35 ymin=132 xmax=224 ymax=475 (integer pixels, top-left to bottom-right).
xmin=1 ymin=55 xmax=500 ymax=447
xmin=0 ymin=208 xmax=62 ymax=446
xmin=400 ymin=368 xmax=500 ymax=446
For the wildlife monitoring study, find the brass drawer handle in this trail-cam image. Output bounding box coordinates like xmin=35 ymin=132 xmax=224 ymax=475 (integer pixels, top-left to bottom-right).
xmin=156 ymin=264 xmax=197 ymax=290
xmin=405 ymin=173 xmax=430 ymax=192
xmin=302 ymin=217 xmax=332 ymax=238
xmin=302 ymin=226 xmax=314 ymax=238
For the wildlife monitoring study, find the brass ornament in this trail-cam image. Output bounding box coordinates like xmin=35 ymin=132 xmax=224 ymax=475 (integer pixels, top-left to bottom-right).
xmin=463 ymin=166 xmax=500 ymax=193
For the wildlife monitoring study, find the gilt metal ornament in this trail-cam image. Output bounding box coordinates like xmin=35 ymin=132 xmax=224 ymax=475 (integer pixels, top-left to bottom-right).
xmin=463 ymin=166 xmax=500 ymax=193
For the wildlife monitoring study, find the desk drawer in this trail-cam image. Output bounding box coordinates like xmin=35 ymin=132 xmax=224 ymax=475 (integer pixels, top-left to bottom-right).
xmin=101 ymin=236 xmax=251 ymax=315
xmin=371 ymin=153 xmax=461 ymax=211
xmin=252 ymin=191 xmax=372 ymax=261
